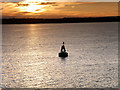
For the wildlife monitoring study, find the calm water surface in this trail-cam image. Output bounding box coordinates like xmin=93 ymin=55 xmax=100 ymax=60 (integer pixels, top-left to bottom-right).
xmin=2 ymin=22 xmax=118 ymax=88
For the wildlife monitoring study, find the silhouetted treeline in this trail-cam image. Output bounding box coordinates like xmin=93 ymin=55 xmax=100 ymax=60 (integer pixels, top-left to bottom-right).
xmin=2 ymin=16 xmax=119 ymax=24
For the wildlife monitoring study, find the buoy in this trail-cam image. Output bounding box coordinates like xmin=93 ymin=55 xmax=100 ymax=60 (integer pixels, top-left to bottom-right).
xmin=59 ymin=42 xmax=68 ymax=57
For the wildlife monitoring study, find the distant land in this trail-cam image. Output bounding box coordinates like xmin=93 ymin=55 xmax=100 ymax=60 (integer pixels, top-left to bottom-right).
xmin=1 ymin=16 xmax=119 ymax=24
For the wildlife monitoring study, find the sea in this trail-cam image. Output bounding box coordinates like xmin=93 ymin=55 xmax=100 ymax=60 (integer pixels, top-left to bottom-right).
xmin=2 ymin=22 xmax=118 ymax=88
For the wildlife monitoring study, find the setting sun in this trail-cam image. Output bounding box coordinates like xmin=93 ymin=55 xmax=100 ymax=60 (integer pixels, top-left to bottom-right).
xmin=17 ymin=0 xmax=47 ymax=13
xmin=18 ymin=3 xmax=46 ymax=13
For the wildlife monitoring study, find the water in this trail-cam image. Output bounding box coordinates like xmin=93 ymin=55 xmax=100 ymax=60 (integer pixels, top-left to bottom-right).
xmin=2 ymin=22 xmax=118 ymax=88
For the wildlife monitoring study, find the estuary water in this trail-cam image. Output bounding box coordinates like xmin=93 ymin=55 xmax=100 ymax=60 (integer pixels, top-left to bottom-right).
xmin=2 ymin=22 xmax=118 ymax=88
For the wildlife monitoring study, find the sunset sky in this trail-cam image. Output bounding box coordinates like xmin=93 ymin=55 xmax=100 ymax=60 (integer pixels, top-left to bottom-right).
xmin=1 ymin=0 xmax=118 ymax=19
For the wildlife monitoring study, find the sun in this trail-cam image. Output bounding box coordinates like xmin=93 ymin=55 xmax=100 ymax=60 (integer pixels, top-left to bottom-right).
xmin=18 ymin=0 xmax=47 ymax=13
xmin=18 ymin=4 xmax=46 ymax=13
xmin=20 ymin=4 xmax=45 ymax=13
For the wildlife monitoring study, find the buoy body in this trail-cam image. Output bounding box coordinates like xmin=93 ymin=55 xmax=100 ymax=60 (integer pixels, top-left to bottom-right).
xmin=59 ymin=52 xmax=68 ymax=57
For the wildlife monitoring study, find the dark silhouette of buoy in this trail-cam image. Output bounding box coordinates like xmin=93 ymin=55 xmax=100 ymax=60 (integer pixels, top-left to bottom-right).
xmin=59 ymin=42 xmax=68 ymax=57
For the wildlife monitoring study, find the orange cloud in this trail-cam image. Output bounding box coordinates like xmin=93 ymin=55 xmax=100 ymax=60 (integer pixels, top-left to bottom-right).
xmin=2 ymin=2 xmax=118 ymax=19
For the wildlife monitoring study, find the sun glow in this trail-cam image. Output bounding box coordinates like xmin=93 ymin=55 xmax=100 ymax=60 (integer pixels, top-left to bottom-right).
xmin=17 ymin=0 xmax=47 ymax=13
xmin=2 ymin=2 xmax=118 ymax=19
xmin=19 ymin=4 xmax=45 ymax=13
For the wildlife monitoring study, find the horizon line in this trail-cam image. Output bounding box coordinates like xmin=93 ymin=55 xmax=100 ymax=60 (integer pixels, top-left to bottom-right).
xmin=1 ymin=16 xmax=119 ymax=19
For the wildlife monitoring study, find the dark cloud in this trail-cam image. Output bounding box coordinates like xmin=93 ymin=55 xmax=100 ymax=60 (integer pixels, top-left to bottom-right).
xmin=17 ymin=3 xmax=29 ymax=6
xmin=36 ymin=2 xmax=56 ymax=5
xmin=16 ymin=2 xmax=57 ymax=8
xmin=20 ymin=11 xmax=31 ymax=13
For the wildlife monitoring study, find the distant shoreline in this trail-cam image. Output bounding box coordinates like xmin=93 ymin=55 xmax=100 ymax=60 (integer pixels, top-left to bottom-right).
xmin=2 ymin=16 xmax=119 ymax=24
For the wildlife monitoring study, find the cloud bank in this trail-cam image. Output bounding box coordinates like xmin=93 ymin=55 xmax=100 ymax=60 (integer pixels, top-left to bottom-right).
xmin=1 ymin=0 xmax=119 ymax=2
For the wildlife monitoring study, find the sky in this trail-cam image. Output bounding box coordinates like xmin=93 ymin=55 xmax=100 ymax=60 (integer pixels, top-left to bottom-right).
xmin=1 ymin=0 xmax=120 ymax=2
xmin=1 ymin=0 xmax=118 ymax=19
